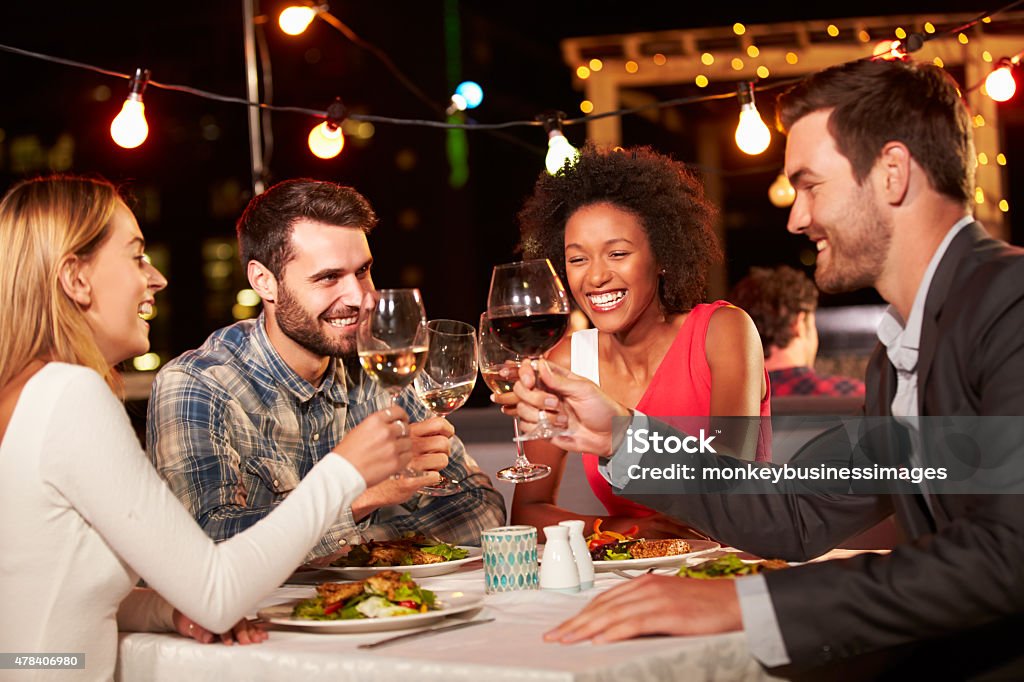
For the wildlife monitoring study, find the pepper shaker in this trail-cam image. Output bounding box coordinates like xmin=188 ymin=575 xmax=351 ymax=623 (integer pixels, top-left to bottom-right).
xmin=539 ymin=525 xmax=580 ymax=592
xmin=559 ymin=519 xmax=595 ymax=590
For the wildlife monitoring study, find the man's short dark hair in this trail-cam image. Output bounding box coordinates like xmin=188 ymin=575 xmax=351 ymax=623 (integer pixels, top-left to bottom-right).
xmin=237 ymin=178 xmax=378 ymax=277
xmin=518 ymin=144 xmax=721 ymax=313
xmin=730 ymin=265 xmax=818 ymax=359
xmin=777 ymin=58 xmax=975 ymax=204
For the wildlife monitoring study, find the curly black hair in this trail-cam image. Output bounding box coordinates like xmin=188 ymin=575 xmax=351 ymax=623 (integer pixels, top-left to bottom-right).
xmin=517 ymin=144 xmax=721 ymax=314
xmin=729 ymin=265 xmax=818 ymax=359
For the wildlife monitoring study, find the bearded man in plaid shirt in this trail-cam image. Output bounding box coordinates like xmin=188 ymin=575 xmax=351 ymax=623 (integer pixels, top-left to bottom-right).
xmin=147 ymin=179 xmax=505 ymax=561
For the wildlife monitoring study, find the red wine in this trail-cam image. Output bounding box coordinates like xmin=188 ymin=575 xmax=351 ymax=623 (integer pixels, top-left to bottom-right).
xmin=489 ymin=313 xmax=568 ymax=357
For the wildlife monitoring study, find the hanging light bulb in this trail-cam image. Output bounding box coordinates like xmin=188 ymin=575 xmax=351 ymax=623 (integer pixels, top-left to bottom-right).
xmin=446 ymin=80 xmax=484 ymax=115
xmin=279 ymin=5 xmax=319 ymax=35
xmin=985 ymin=59 xmax=1017 ymax=102
xmin=307 ymin=98 xmax=347 ymax=159
xmin=110 ymin=68 xmax=151 ymax=149
xmin=768 ymin=172 xmax=795 ymax=208
xmin=455 ymin=81 xmax=484 ymax=109
xmin=538 ymin=111 xmax=578 ymax=174
xmin=734 ymin=82 xmax=771 ymax=156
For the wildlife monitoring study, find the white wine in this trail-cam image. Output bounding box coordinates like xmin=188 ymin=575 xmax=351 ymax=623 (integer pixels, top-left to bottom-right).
xmin=359 ymin=347 xmax=429 ymax=392
xmin=481 ymin=366 xmax=516 ymax=395
xmin=417 ymin=380 xmax=475 ymax=416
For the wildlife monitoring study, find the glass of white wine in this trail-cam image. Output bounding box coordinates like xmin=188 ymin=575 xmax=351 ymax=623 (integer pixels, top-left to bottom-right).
xmin=412 ymin=319 xmax=478 ymax=496
xmin=479 ymin=311 xmax=551 ymax=483
xmin=357 ymin=289 xmax=435 ymax=489
xmin=357 ymin=289 xmax=429 ymax=405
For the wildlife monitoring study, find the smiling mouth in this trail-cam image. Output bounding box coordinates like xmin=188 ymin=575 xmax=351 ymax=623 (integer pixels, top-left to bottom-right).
xmin=322 ymin=314 xmax=358 ymax=328
xmin=587 ymin=290 xmax=627 ymax=312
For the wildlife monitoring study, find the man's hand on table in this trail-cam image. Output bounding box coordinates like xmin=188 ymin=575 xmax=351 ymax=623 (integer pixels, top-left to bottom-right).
xmin=172 ymin=610 xmax=268 ymax=645
xmin=544 ymin=575 xmax=742 ymax=644
xmin=350 ymin=416 xmax=455 ymax=518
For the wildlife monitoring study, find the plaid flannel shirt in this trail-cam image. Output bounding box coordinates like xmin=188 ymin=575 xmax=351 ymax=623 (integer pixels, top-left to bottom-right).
xmin=768 ymin=366 xmax=865 ymax=397
xmin=147 ymin=315 xmax=505 ymax=559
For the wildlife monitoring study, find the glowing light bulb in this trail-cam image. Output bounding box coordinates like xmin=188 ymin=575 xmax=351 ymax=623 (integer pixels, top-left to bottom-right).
xmin=873 ymin=40 xmax=902 ymax=60
xmin=279 ymin=6 xmax=317 ymax=35
xmin=111 ymin=97 xmax=148 ymax=149
xmin=308 ymin=121 xmax=344 ymax=159
xmin=546 ymin=131 xmax=578 ymax=174
xmin=110 ymin=68 xmax=150 ymax=149
xmin=768 ymin=172 xmax=795 ymax=208
xmin=734 ymin=83 xmax=771 ymax=156
xmin=455 ymin=81 xmax=484 ymax=109
xmin=985 ymin=63 xmax=1016 ymax=102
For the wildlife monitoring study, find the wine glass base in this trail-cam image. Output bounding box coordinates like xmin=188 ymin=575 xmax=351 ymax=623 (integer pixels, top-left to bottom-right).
xmin=512 ymin=425 xmax=569 ymax=442
xmin=417 ymin=482 xmax=463 ymax=497
xmin=496 ymin=463 xmax=552 ymax=483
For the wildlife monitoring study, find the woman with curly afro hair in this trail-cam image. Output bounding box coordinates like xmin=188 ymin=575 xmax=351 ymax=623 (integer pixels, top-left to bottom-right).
xmin=505 ymin=144 xmax=771 ymax=539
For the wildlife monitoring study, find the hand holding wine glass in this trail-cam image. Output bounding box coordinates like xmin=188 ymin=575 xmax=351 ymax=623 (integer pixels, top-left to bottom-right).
xmin=486 ymin=259 xmax=570 ymax=442
xmin=357 ymin=289 xmax=442 ymax=491
xmin=412 ymin=319 xmax=478 ymax=496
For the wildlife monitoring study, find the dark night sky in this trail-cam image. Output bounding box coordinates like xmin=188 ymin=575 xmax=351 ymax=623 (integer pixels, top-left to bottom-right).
xmin=0 ymin=1 xmax=1018 ymax=367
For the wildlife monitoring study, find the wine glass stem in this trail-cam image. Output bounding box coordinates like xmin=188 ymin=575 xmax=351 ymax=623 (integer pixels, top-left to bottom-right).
xmin=511 ymin=418 xmax=532 ymax=468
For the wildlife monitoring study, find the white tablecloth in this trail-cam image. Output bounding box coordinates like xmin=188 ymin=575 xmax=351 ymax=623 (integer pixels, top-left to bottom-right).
xmin=116 ymin=563 xmax=779 ymax=682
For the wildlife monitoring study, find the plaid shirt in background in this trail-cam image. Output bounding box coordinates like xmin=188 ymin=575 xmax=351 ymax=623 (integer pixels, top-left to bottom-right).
xmin=768 ymin=366 xmax=866 ymax=397
xmin=147 ymin=314 xmax=505 ymax=560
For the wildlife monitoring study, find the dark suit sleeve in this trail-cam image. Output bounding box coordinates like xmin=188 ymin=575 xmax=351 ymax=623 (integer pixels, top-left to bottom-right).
xmin=767 ymin=495 xmax=1024 ymax=667
xmin=621 ymin=422 xmax=893 ymax=561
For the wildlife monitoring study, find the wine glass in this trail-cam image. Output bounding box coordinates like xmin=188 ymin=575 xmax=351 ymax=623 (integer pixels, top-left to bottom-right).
xmin=412 ymin=319 xmax=478 ymax=496
xmin=356 ymin=289 xmax=429 ymax=405
xmin=487 ymin=259 xmax=570 ymax=442
xmin=479 ymin=312 xmax=552 ymax=483
xmin=357 ymin=289 xmax=435 ymax=489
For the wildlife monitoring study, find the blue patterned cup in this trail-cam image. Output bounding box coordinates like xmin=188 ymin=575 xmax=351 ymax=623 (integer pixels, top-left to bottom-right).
xmin=481 ymin=525 xmax=539 ymax=593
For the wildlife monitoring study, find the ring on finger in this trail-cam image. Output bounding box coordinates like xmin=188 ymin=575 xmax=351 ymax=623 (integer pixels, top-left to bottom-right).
xmin=396 ymin=419 xmax=407 ymax=437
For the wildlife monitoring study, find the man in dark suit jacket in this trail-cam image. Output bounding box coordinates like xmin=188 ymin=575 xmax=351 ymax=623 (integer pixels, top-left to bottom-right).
xmin=504 ymin=59 xmax=1024 ymax=678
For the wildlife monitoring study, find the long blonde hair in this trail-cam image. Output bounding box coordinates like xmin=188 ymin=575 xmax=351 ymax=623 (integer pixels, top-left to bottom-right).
xmin=0 ymin=175 xmax=123 ymax=391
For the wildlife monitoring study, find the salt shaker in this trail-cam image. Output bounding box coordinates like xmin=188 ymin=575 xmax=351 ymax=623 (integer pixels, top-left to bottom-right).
xmin=559 ymin=519 xmax=595 ymax=590
xmin=539 ymin=525 xmax=580 ymax=592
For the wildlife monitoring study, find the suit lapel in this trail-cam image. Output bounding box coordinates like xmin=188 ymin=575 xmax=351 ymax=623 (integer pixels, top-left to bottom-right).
xmin=916 ymin=223 xmax=987 ymax=413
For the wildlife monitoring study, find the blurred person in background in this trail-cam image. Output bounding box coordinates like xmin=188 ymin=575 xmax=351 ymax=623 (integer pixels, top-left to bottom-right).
xmin=731 ymin=265 xmax=864 ymax=397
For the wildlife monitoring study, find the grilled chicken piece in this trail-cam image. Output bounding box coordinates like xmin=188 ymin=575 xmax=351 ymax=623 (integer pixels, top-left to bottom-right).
xmin=364 ymin=570 xmax=405 ymax=600
xmin=408 ymin=549 xmax=446 ymax=564
xmin=758 ymin=559 xmax=790 ymax=571
xmin=627 ymin=539 xmax=691 ymax=559
xmin=316 ymin=581 xmax=365 ymax=606
xmin=369 ymin=547 xmax=408 ymax=566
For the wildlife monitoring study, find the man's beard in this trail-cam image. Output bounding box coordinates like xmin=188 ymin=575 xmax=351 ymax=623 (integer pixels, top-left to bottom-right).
xmin=274 ymin=283 xmax=357 ymax=358
xmin=815 ymin=185 xmax=892 ymax=294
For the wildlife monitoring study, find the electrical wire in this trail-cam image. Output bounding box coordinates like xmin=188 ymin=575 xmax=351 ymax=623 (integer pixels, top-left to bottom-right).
xmin=1 ymin=0 xmax=1022 ymax=134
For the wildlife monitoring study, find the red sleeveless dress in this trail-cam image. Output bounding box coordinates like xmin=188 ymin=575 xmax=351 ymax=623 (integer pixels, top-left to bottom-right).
xmin=574 ymin=301 xmax=772 ymax=517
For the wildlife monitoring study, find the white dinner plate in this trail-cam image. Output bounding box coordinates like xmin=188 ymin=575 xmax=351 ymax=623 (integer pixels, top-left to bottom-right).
xmin=589 ymin=539 xmax=720 ymax=572
xmin=257 ymin=589 xmax=485 ymax=634
xmin=318 ymin=546 xmax=482 ymax=579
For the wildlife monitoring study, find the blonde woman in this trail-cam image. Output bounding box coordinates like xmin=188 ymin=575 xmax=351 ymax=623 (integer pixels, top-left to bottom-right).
xmin=0 ymin=176 xmax=411 ymax=680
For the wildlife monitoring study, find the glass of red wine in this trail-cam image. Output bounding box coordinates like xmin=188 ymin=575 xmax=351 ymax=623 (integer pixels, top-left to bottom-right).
xmin=479 ymin=312 xmax=551 ymax=483
xmin=486 ymin=259 xmax=570 ymax=444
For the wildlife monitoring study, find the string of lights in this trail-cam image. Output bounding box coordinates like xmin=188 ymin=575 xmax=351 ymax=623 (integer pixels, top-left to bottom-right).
xmin=1 ymin=1 xmax=1022 ymax=170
